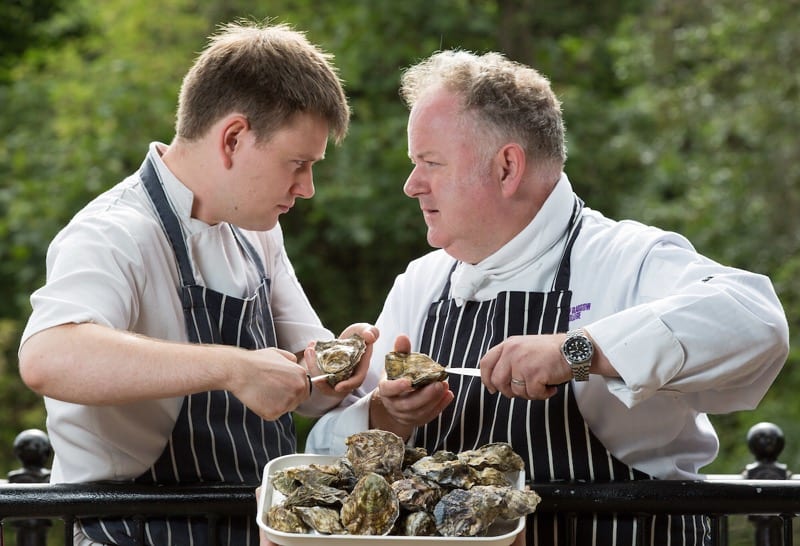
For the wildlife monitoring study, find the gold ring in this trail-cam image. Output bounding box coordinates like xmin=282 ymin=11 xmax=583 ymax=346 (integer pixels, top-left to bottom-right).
xmin=510 ymin=378 xmax=526 ymax=387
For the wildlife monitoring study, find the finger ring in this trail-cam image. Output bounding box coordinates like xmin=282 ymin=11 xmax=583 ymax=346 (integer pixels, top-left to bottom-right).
xmin=306 ymin=373 xmax=313 ymax=394
xmin=510 ymin=378 xmax=526 ymax=386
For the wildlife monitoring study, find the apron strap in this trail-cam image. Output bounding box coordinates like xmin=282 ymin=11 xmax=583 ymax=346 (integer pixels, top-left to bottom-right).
xmin=140 ymin=157 xmax=196 ymax=286
xmin=552 ymin=196 xmax=584 ymax=292
xmin=140 ymin=156 xmax=269 ymax=286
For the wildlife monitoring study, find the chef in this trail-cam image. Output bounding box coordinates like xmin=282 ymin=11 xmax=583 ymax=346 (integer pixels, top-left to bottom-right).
xmin=305 ymin=49 xmax=789 ymax=545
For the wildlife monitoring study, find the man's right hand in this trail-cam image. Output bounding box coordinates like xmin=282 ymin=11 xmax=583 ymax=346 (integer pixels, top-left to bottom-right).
xmin=227 ymin=347 xmax=311 ymax=420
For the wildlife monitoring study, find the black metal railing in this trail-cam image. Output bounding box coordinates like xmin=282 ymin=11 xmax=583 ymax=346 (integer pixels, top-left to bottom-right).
xmin=0 ymin=422 xmax=797 ymax=545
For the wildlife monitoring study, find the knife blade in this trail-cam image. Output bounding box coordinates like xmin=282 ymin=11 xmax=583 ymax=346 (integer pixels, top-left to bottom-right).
xmin=444 ymin=367 xmax=483 ymax=377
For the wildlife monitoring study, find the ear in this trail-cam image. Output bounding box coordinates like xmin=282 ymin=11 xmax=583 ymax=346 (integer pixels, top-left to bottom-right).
xmin=219 ymin=114 xmax=250 ymax=169
xmin=495 ymin=143 xmax=526 ymax=197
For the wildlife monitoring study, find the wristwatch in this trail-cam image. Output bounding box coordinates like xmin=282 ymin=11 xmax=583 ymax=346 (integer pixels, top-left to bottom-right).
xmin=560 ymin=329 xmax=593 ymax=382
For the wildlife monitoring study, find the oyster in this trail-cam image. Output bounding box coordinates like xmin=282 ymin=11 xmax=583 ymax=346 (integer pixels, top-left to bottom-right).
xmin=496 ymin=486 xmax=542 ymax=520
xmin=410 ymin=450 xmax=478 ymax=489
xmin=315 ymin=334 xmax=366 ymax=386
xmin=402 ymin=445 xmax=428 ymax=468
xmin=270 ymin=463 xmax=341 ymax=495
xmin=294 ymin=506 xmax=347 ymax=535
xmin=265 ymin=504 xmax=307 ymax=534
xmin=340 ymin=472 xmax=400 ymax=535
xmin=396 ymin=511 xmax=438 ymax=536
xmin=345 ymin=429 xmax=406 ymax=481
xmin=385 ymin=351 xmax=448 ymax=388
xmin=458 ymin=442 xmax=525 ymax=472
xmin=433 ymin=486 xmax=505 ymax=537
xmin=474 ymin=466 xmax=513 ymax=487
xmin=282 ymin=483 xmax=348 ymax=508
xmin=391 ymin=474 xmax=443 ymax=512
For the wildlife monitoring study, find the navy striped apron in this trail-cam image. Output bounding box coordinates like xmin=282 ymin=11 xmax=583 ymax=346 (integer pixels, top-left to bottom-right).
xmin=415 ymin=198 xmax=710 ymax=545
xmin=81 ymin=156 xmax=295 ymax=546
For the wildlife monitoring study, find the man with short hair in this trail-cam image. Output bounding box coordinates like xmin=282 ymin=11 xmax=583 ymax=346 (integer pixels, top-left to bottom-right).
xmin=19 ymin=20 xmax=375 ymax=546
xmin=307 ymin=50 xmax=789 ymax=545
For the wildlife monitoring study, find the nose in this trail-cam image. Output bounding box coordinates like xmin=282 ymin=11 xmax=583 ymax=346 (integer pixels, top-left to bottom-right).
xmin=403 ymin=166 xmax=423 ymax=198
xmin=295 ymin=170 xmax=315 ymax=199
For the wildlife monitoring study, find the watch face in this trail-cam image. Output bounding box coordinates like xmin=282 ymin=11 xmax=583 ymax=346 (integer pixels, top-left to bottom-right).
xmin=564 ymin=336 xmax=592 ymax=362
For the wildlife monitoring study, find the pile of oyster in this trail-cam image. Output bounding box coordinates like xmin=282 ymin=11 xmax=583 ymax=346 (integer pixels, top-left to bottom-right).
xmin=264 ymin=430 xmax=540 ymax=537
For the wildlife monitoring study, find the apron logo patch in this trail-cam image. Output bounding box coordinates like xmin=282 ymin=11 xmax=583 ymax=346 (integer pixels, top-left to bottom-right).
xmin=570 ymin=302 xmax=591 ymax=321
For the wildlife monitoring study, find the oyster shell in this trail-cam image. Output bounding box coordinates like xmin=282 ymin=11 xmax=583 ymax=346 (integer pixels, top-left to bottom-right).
xmin=345 ymin=429 xmax=405 ymax=481
xmin=315 ymin=334 xmax=366 ymax=386
xmin=396 ymin=511 xmax=438 ymax=536
xmin=402 ymin=445 xmax=428 ymax=468
xmin=410 ymin=450 xmax=478 ymax=489
xmin=385 ymin=351 xmax=448 ymax=388
xmin=496 ymin=486 xmax=542 ymax=520
xmin=270 ymin=463 xmax=341 ymax=495
xmin=294 ymin=506 xmax=347 ymax=535
xmin=391 ymin=474 xmax=443 ymax=512
xmin=474 ymin=466 xmax=513 ymax=487
xmin=265 ymin=504 xmax=307 ymax=534
xmin=433 ymin=486 xmax=505 ymax=537
xmin=340 ymin=472 xmax=400 ymax=535
xmin=458 ymin=441 xmax=525 ymax=472
xmin=282 ymin=483 xmax=348 ymax=508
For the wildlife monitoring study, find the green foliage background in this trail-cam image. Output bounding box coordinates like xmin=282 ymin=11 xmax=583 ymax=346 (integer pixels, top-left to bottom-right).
xmin=0 ymin=0 xmax=797 ymax=478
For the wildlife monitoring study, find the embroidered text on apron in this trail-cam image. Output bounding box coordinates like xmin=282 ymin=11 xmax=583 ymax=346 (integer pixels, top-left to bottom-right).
xmin=415 ymin=197 xmax=710 ymax=545
xmin=81 ymin=157 xmax=294 ymax=546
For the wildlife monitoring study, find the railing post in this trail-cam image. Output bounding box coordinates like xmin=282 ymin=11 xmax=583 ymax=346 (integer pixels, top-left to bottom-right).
xmin=743 ymin=422 xmax=791 ymax=546
xmin=6 ymin=429 xmax=52 ymax=546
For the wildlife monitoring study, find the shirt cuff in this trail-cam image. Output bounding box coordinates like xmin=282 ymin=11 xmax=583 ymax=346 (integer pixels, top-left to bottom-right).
xmin=304 ymin=393 xmax=372 ymax=456
xmin=586 ymin=305 xmax=685 ymax=408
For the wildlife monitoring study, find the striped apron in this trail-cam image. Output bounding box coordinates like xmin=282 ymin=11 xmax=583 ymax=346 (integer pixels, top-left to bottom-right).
xmin=81 ymin=157 xmax=294 ymax=546
xmin=415 ymin=198 xmax=710 ymax=545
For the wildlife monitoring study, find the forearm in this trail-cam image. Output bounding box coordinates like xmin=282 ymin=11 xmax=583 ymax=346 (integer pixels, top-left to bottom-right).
xmin=19 ymin=322 xmax=237 ymax=405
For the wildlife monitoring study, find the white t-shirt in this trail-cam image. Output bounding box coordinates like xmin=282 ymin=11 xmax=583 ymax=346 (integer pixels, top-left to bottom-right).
xmin=305 ymin=173 xmax=789 ymax=480
xmin=21 ymin=143 xmax=332 ymax=483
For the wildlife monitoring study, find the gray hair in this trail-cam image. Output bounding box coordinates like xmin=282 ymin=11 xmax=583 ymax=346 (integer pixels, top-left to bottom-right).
xmin=400 ymin=50 xmax=566 ymax=170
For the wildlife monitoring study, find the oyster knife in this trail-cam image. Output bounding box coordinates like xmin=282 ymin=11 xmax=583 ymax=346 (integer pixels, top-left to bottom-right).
xmin=444 ymin=367 xmax=483 ymax=377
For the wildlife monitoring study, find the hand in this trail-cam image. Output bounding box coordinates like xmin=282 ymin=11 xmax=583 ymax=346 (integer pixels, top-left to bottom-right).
xmin=368 ymin=334 xmax=454 ymax=439
xmin=479 ymin=334 xmax=570 ymax=400
xmin=228 ymin=347 xmax=312 ymax=420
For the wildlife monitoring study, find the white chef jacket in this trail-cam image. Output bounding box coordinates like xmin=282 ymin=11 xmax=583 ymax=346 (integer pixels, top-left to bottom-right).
xmin=20 ymin=143 xmax=333 ymax=484
xmin=306 ymin=173 xmax=789 ymax=479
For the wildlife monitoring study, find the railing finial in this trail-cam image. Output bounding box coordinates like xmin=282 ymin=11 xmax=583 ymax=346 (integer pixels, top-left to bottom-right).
xmin=8 ymin=428 xmax=52 ymax=483
xmin=747 ymin=422 xmax=786 ymax=466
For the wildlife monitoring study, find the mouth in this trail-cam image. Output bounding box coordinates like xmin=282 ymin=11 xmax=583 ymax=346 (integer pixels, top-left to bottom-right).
xmin=421 ymin=207 xmax=438 ymax=220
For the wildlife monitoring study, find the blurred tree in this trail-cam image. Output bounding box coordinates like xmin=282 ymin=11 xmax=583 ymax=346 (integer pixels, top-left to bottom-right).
xmin=0 ymin=0 xmax=795 ymax=477
xmin=591 ymin=0 xmax=800 ymax=472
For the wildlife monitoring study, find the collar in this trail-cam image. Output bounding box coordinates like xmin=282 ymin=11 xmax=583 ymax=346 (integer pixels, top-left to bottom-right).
xmin=450 ymin=172 xmax=576 ymax=305
xmin=146 ymin=142 xmax=211 ymax=235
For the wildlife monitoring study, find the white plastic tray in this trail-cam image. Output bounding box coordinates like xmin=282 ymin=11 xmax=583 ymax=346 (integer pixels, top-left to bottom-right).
xmin=258 ymin=453 xmax=525 ymax=546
